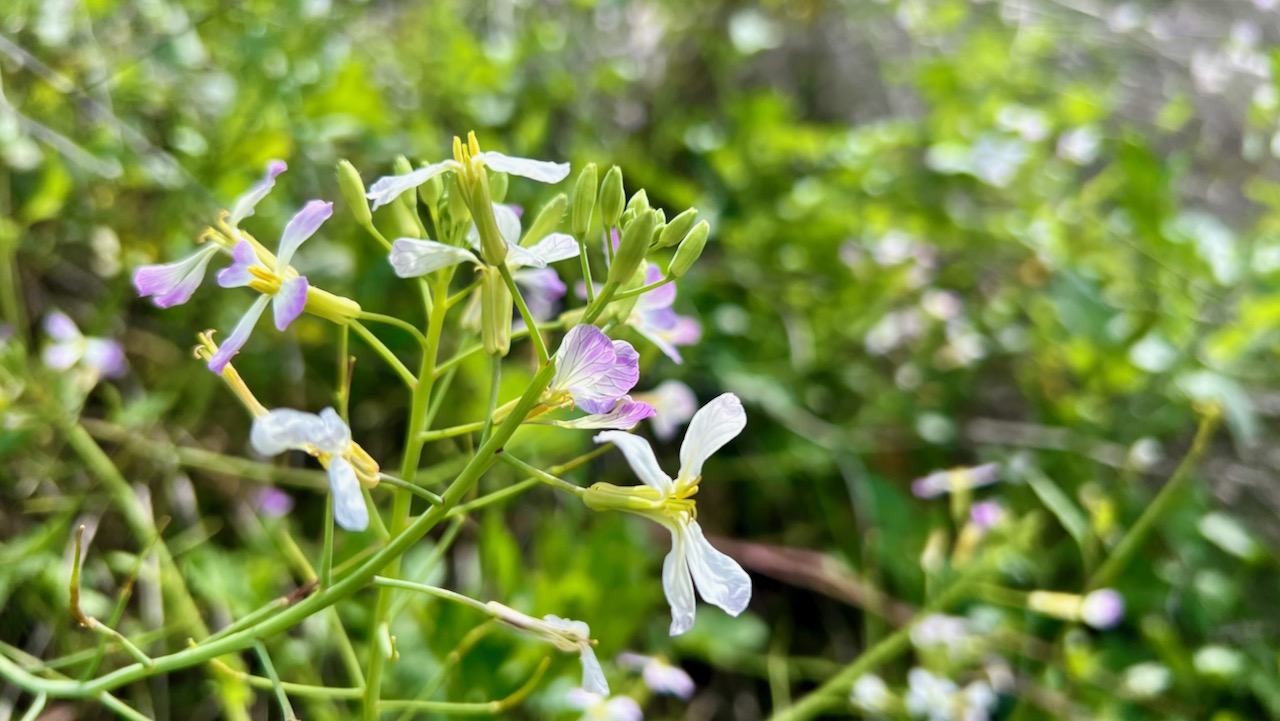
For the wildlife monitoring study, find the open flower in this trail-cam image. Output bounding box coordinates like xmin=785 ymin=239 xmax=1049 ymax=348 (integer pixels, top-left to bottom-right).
xmin=550 ymin=396 xmax=655 ymax=430
xmin=628 ymin=265 xmax=702 ymax=363
xmin=617 ymin=652 xmax=695 ymax=699
xmin=486 ymin=602 xmax=608 ymax=696
xmin=366 ymin=138 xmax=569 ymax=211
xmin=589 ymin=394 xmax=751 ymax=635
xmin=250 ymin=407 xmax=378 ymax=531
xmin=41 ymin=312 xmax=126 ymax=380
xmin=133 ymin=161 xmax=286 ymax=308
xmin=539 ymin=325 xmax=654 ymax=429
xmin=633 ymin=380 xmax=698 ymax=442
xmin=208 ymin=200 xmax=333 ymax=373
xmin=564 ymin=690 xmax=642 ymax=721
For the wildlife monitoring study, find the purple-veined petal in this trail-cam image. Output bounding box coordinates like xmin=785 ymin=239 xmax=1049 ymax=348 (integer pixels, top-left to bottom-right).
xmin=207 ymin=295 xmax=270 ymax=374
xmin=389 ymin=238 xmax=476 ymax=278
xmin=44 ymin=311 xmax=81 ymax=343
xmin=639 ymin=380 xmax=698 ymax=442
xmin=683 ymin=521 xmax=752 ymax=616
xmin=593 ymin=430 xmax=673 ymax=493
xmin=276 ymin=200 xmax=332 ymax=268
xmin=631 ymin=320 xmax=685 ymax=364
xmin=218 ymin=241 xmax=260 ymax=288
xmin=367 ymin=160 xmax=457 ymax=211
xmin=555 ymin=399 xmax=655 ymax=430
xmin=662 ymin=528 xmax=697 ymax=636
xmin=228 ymin=160 xmax=287 ymax=226
xmin=83 ymin=339 xmax=127 ymax=378
xmin=634 ymin=264 xmax=676 ymax=313
xmin=133 ymin=245 xmax=219 ymax=307
xmin=251 ymin=408 xmax=326 ymax=456
xmin=477 ymin=151 xmax=570 ymax=184
xmin=551 ymin=325 xmax=619 ymax=395
xmin=574 ymin=340 xmax=641 ymax=411
xmin=678 ymin=393 xmax=745 ymax=481
xmin=513 ymin=268 xmax=566 ymax=321
xmin=272 ymin=276 xmax=309 ymax=331
xmin=522 ymin=232 xmax=579 ymax=264
xmin=578 ymin=645 xmax=610 ymax=697
xmin=328 ymin=456 xmax=369 ymax=532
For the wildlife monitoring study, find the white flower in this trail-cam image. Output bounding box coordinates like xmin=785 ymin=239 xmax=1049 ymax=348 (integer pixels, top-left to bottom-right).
xmin=367 ymin=137 xmax=569 ymax=211
xmin=616 ymin=652 xmax=695 ymax=699
xmin=850 ymin=673 xmax=891 ymax=714
xmin=592 ymin=394 xmax=752 ymax=635
xmin=487 ymin=602 xmax=609 ymax=696
xmin=250 ymin=407 xmax=372 ymax=531
xmin=564 ymin=689 xmax=643 ymax=721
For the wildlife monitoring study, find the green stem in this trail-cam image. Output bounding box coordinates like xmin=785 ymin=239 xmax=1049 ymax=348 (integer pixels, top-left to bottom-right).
xmin=357 ymin=311 xmax=428 ymax=348
xmin=498 ymin=263 xmax=549 ymax=364
xmin=377 ymin=473 xmax=444 ymax=506
xmin=350 ymin=320 xmax=416 ymax=389
xmin=17 ymin=693 xmax=47 ymax=721
xmin=254 ymin=641 xmax=298 ymax=721
xmin=376 ymin=658 xmax=549 ymax=713
xmin=418 ymin=420 xmax=487 ymax=442
xmin=577 ymin=232 xmax=595 ymax=303
xmin=580 ymin=280 xmax=620 ymax=326
xmin=446 ymin=278 xmax=483 ymax=309
xmin=496 ymin=453 xmax=585 ymax=497
xmin=371 ymin=577 xmax=491 ymax=614
xmin=321 ymin=495 xmax=334 ymax=590
xmin=433 ymin=323 xmax=562 ymax=379
xmin=611 ymin=274 xmax=672 ymax=300
xmin=1087 ymin=410 xmax=1220 ymax=590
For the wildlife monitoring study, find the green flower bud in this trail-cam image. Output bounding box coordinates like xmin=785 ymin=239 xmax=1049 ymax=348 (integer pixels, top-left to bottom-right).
xmin=336 ymin=160 xmax=372 ymax=226
xmin=571 ymin=163 xmax=598 ymax=236
xmin=657 ymin=208 xmax=698 ymax=248
xmin=599 ymin=165 xmax=625 ymax=228
xmin=392 ymin=156 xmax=417 ymax=210
xmin=489 ymin=171 xmax=509 ymax=204
xmin=480 ymin=269 xmax=512 ymax=356
xmin=471 ymin=172 xmax=507 ymax=266
xmin=625 ymin=189 xmax=650 ymax=216
xmin=649 ymin=208 xmax=666 ymax=246
xmin=522 ymin=193 xmax=567 ymax=247
xmin=419 ymin=174 xmax=443 ymax=211
xmin=389 ymin=200 xmax=423 ymax=239
xmin=608 ymin=208 xmax=656 ymax=287
xmin=667 ymin=220 xmax=708 ymax=278
xmin=447 ymin=175 xmax=471 ymax=228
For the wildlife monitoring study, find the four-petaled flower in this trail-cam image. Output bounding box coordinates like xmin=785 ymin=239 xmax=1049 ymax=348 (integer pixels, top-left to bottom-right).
xmin=564 ymin=689 xmax=642 ymax=721
xmin=366 ymin=139 xmax=569 ymax=211
xmin=41 ymin=311 xmax=126 ymax=381
xmin=487 ymin=602 xmax=609 ymax=696
xmin=590 ymin=393 xmax=752 ymax=635
xmin=633 ymin=380 xmax=698 ymax=442
xmin=250 ymin=407 xmax=378 ymax=531
xmin=133 ymin=160 xmax=286 ymax=308
xmin=545 ymin=325 xmax=655 ymax=430
xmin=208 ymin=200 xmax=333 ymax=373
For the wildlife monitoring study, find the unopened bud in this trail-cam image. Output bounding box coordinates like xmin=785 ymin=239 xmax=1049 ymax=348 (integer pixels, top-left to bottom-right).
xmin=599 ymin=166 xmax=625 ymax=228
xmin=571 ymin=163 xmax=598 ymax=235
xmin=471 ymin=173 xmax=507 ymax=265
xmin=305 ymin=286 xmax=362 ymax=325
xmin=523 ymin=194 xmax=567 ymax=247
xmin=667 ymin=220 xmax=708 ymax=278
xmin=657 ymin=208 xmax=698 ymax=248
xmin=480 ymin=269 xmax=512 ymax=356
xmin=649 ymin=209 xmax=666 ymax=246
xmin=489 ymin=171 xmax=509 ymax=204
xmin=625 ymin=189 xmax=650 ymax=216
xmin=419 ymin=174 xmax=443 ymax=210
xmin=393 ymin=156 xmax=417 ymax=210
xmin=608 ymin=209 xmax=656 ymax=286
xmin=447 ymin=175 xmax=471 ymax=228
xmin=336 ymin=160 xmax=371 ymax=226
xmin=389 ymin=201 xmax=423 ymax=239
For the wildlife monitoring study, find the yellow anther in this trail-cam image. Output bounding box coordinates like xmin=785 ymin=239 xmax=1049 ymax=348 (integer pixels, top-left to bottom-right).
xmin=467 ymin=130 xmax=480 ymax=157
xmin=453 ymin=135 xmax=466 ymax=165
xmin=247 ymin=265 xmax=281 ymax=295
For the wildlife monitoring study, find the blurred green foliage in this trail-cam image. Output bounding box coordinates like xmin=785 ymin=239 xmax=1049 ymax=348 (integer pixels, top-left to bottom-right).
xmin=4 ymin=0 xmax=1280 ymax=719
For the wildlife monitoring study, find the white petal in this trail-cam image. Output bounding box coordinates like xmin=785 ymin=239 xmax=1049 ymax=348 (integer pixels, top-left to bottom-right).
xmin=388 ymin=238 xmax=476 ymax=278
xmin=315 ymin=408 xmax=353 ymax=454
xmin=663 ymin=528 xmax=697 ymax=636
xmin=477 ymin=151 xmax=570 ymax=184
xmin=328 ymin=456 xmax=369 ymax=532
xmin=464 ymin=203 xmax=523 ymax=251
xmin=504 ymin=242 xmax=547 ymax=269
xmin=251 ymin=408 xmax=325 ymax=456
xmin=578 ymin=645 xmax=610 ymax=696
xmin=594 ymin=431 xmax=673 ymax=494
xmin=684 ymin=521 xmax=751 ymax=617
xmin=366 ymin=160 xmax=457 ymax=211
xmin=42 ymin=342 xmax=82 ymax=371
xmin=520 ymin=232 xmax=580 ymax=266
xmin=678 ymin=393 xmax=746 ymax=481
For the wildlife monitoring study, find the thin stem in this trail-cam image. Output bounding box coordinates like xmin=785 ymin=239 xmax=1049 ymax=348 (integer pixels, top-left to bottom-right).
xmin=448 ymin=444 xmax=611 ymax=518
xmin=360 ymin=221 xmax=393 ymax=252
xmin=577 ymin=232 xmax=595 ymax=303
xmin=580 ymin=279 xmax=620 ymax=326
xmin=496 ymin=453 xmax=585 ymax=497
xmin=498 ymin=262 xmax=549 ymax=364
xmin=337 ymin=324 xmax=351 ymax=421
xmin=371 ymin=577 xmax=492 ymax=615
xmin=254 ymin=641 xmax=298 ymax=721
xmin=210 ymin=658 xmax=361 ymax=699
xmin=446 ymin=277 xmax=483 ymax=309
xmin=418 ymin=420 xmax=487 ymax=442
xmin=377 ymin=473 xmax=444 ymax=506
xmin=357 ymin=311 xmax=428 ymax=348
xmin=377 ymin=658 xmax=550 ymax=713
xmin=349 ymin=320 xmax=416 ymax=389
xmin=17 ymin=693 xmax=47 ymax=721
xmin=612 ymin=274 xmax=673 ymax=300
xmin=1087 ymin=409 xmax=1220 ymax=590
xmin=480 ymin=354 xmax=502 ymax=445
xmin=321 ymin=495 xmax=334 ymax=589
xmin=434 ymin=322 xmax=562 ymax=379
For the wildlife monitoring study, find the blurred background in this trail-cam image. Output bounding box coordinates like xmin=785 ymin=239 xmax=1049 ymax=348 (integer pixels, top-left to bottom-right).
xmin=3 ymin=0 xmax=1280 ymax=719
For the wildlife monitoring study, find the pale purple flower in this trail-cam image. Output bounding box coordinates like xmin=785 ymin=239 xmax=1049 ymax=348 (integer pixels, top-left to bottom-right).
xmin=251 ymin=407 xmax=367 ymax=531
xmin=366 ymin=150 xmax=569 ymax=211
xmin=256 ymin=487 xmax=295 ymax=518
xmin=41 ymin=311 xmax=126 ymax=379
xmin=550 ymin=325 xmax=641 ymax=414
xmin=594 ymin=394 xmax=752 ymax=635
xmin=487 ymin=603 xmax=608 ymax=696
xmin=633 ymin=380 xmax=698 ymax=442
xmin=617 ymin=653 xmax=695 ymax=699
xmin=551 ymin=396 xmax=656 ymax=430
xmin=513 ymin=268 xmax=568 ymax=321
xmin=969 ymin=501 xmax=1005 ymax=530
xmin=133 ymin=160 xmax=286 ymax=308
xmin=564 ymin=690 xmax=642 ymax=721
xmin=1081 ymin=589 xmax=1125 ymax=629
xmin=628 ymin=265 xmax=701 ymax=363
xmin=208 ymin=200 xmax=332 ymax=373
xmin=911 ymin=463 xmax=1001 ymax=499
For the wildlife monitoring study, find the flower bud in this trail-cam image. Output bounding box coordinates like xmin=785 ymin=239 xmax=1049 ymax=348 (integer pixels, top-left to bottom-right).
xmin=522 ymin=193 xmax=567 ymax=247
xmin=447 ymin=175 xmax=471 ymax=228
xmin=599 ymin=165 xmax=625 ymax=228
xmin=571 ymin=163 xmax=598 ymax=236
xmin=608 ymin=208 xmax=656 ymax=287
xmin=625 ymin=189 xmax=650 ymax=216
xmin=489 ymin=171 xmax=509 ymax=203
xmin=336 ymin=160 xmax=372 ymax=226
xmin=480 ymin=269 xmax=512 ymax=356
xmin=305 ymin=286 xmax=362 ymax=325
xmin=657 ymin=208 xmax=698 ymax=248
xmin=471 ymin=172 xmax=507 ymax=266
xmin=649 ymin=208 xmax=666 ymax=246
xmin=667 ymin=220 xmax=708 ymax=278
xmin=393 ymin=156 xmax=417 ymax=208
xmin=389 ymin=200 xmax=423 ymax=239
xmin=419 ymin=174 xmax=443 ymax=211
